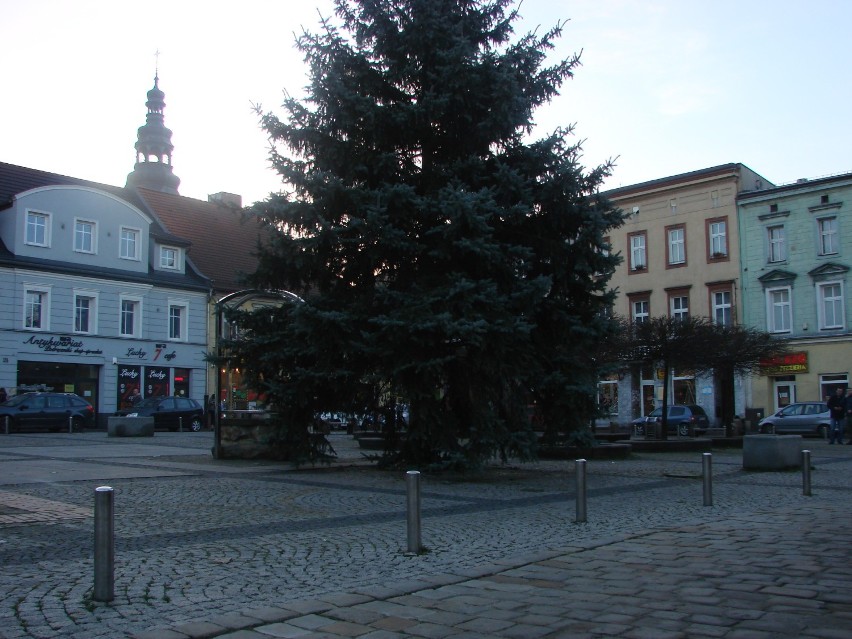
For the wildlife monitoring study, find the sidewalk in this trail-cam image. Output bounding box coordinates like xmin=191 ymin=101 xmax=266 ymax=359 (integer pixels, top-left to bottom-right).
xmin=0 ymin=432 xmax=849 ymax=639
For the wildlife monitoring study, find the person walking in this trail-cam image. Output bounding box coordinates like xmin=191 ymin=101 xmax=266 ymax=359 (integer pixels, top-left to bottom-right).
xmin=827 ymin=387 xmax=846 ymax=444
xmin=845 ymin=388 xmax=852 ymax=445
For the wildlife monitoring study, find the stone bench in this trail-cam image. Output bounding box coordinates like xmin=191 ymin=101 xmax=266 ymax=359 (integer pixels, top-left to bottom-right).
xmin=742 ymin=434 xmax=804 ymax=470
xmin=107 ymin=416 xmax=155 ymax=437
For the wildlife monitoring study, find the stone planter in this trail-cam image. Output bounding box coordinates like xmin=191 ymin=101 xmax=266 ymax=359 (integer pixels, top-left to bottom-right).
xmin=108 ymin=416 xmax=154 ymax=437
xmin=218 ymin=418 xmax=282 ymax=459
xmin=743 ymin=434 xmax=804 ymax=471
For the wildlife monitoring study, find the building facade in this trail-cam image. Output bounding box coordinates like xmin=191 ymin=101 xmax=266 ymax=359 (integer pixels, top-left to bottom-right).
xmin=0 ymin=177 xmax=211 ymax=426
xmin=738 ymin=172 xmax=852 ymax=417
xmin=601 ymin=164 xmax=773 ymax=427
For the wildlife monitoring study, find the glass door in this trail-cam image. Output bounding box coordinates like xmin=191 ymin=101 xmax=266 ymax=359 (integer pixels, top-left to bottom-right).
xmin=773 ymin=381 xmax=796 ymax=412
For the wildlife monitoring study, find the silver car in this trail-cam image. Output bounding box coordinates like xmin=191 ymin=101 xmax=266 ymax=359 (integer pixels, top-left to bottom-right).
xmin=758 ymin=402 xmax=831 ymax=438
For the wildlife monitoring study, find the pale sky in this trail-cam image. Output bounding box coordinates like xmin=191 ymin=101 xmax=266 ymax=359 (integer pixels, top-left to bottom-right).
xmin=3 ymin=0 xmax=851 ymax=205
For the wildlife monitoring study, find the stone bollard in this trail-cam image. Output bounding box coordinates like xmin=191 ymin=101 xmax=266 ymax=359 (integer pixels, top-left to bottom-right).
xmin=406 ymin=471 xmax=421 ymax=554
xmin=93 ymin=486 xmax=115 ymax=602
xmin=576 ymin=459 xmax=587 ymax=523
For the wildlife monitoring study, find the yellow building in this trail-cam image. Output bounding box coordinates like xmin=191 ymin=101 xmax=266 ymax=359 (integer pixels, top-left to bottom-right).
xmin=600 ymin=164 xmax=773 ymax=427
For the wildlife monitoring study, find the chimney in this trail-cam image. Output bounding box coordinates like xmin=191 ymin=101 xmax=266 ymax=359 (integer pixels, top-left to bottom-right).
xmin=208 ymin=192 xmax=242 ymax=208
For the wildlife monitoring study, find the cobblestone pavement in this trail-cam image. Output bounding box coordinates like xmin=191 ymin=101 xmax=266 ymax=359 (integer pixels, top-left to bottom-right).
xmin=0 ymin=431 xmax=849 ymax=638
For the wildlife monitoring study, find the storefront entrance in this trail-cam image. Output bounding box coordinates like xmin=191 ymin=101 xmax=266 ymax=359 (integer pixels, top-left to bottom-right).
xmin=17 ymin=361 xmax=99 ymax=412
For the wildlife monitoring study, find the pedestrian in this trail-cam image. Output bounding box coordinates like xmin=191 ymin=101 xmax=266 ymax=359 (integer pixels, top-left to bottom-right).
xmin=845 ymin=388 xmax=852 ymax=445
xmin=128 ymin=388 xmax=142 ymax=406
xmin=0 ymin=387 xmax=6 ymax=404
xmin=827 ymin=387 xmax=846 ymax=444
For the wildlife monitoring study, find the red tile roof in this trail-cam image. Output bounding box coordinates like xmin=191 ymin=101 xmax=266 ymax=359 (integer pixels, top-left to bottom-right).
xmin=136 ymin=188 xmax=270 ymax=294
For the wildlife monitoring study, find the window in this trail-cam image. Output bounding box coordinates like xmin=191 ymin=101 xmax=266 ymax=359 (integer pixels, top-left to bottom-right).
xmin=818 ymin=282 xmax=844 ymax=329
xmin=821 ymin=374 xmax=848 ymax=402
xmin=670 ymin=294 xmax=689 ymax=321
xmin=74 ymin=219 xmax=96 ymax=254
xmin=707 ymin=218 xmax=727 ymax=259
xmin=168 ymin=302 xmax=188 ymax=341
xmin=119 ymin=297 xmax=142 ymax=337
xmin=24 ymin=288 xmax=49 ymax=330
xmin=74 ymin=292 xmax=98 ymax=334
xmin=160 ymin=246 xmax=179 ymax=269
xmin=25 ymin=211 xmax=50 ymax=247
xmin=631 ymin=298 xmax=649 ymax=324
xmin=768 ymin=225 xmax=786 ymax=263
xmin=598 ymin=380 xmax=618 ymax=416
xmin=666 ymin=225 xmax=686 ymax=266
xmin=767 ymin=287 xmax=792 ymax=333
xmin=818 ymin=217 xmax=838 ymax=256
xmin=629 ymin=232 xmax=647 ymax=271
xmin=711 ymin=288 xmax=733 ymax=326
xmin=120 ymin=227 xmax=140 ymax=260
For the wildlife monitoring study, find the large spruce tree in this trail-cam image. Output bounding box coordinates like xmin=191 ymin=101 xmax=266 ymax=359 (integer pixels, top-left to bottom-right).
xmin=233 ymin=0 xmax=626 ymax=467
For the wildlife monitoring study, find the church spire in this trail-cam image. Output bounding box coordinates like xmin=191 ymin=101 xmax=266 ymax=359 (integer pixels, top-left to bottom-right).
xmin=125 ymin=71 xmax=181 ymax=194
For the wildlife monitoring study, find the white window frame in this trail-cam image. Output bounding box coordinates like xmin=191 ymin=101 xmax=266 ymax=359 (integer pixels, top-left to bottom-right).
xmin=817 ymin=216 xmax=838 ymax=256
xmin=73 ymin=290 xmax=99 ymax=334
xmin=670 ymin=295 xmax=689 ymax=320
xmin=632 ymin=299 xmax=649 ymax=324
xmin=767 ymin=225 xmax=786 ymax=263
xmin=160 ymin=245 xmax=180 ymax=270
xmin=23 ymin=285 xmax=51 ymax=331
xmin=25 ymin=210 xmax=51 ymax=247
xmin=712 ymin=290 xmax=732 ymax=326
xmin=119 ymin=226 xmax=142 ymax=261
xmin=630 ymin=233 xmax=646 ymax=270
xmin=709 ymin=220 xmax=727 ymax=257
xmin=168 ymin=300 xmax=189 ymax=341
xmin=119 ymin=295 xmax=143 ymax=337
xmin=766 ymin=286 xmax=792 ymax=333
xmin=817 ymin=281 xmax=844 ymax=330
xmin=667 ymin=227 xmax=685 ymax=265
xmin=74 ymin=218 xmax=97 ymax=254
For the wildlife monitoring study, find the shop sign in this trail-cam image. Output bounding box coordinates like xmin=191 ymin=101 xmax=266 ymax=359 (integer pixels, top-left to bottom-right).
xmin=759 ymin=351 xmax=808 ymax=375
xmin=118 ymin=365 xmax=142 ymax=409
xmin=123 ymin=343 xmax=177 ymax=362
xmin=145 ymin=366 xmax=170 ymax=397
xmin=22 ymin=334 xmax=104 ymax=356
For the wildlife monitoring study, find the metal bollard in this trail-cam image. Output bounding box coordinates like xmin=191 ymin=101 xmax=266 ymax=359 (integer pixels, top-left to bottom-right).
xmin=69 ymin=415 xmax=73 ymax=434
xmin=179 ymin=416 xmax=183 ymax=433
xmin=406 ymin=470 xmax=421 ymax=554
xmin=702 ymin=452 xmax=713 ymax=507
xmin=802 ymin=450 xmax=812 ymax=496
xmin=4 ymin=415 xmax=8 ymax=435
xmin=575 ymin=459 xmax=587 ymax=523
xmin=93 ymin=486 xmax=115 ymax=602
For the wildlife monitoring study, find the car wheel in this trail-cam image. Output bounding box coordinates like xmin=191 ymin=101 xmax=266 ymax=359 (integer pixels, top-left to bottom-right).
xmin=818 ymin=424 xmax=829 ymax=439
xmin=189 ymin=417 xmax=203 ymax=432
xmin=678 ymin=423 xmax=690 ymax=437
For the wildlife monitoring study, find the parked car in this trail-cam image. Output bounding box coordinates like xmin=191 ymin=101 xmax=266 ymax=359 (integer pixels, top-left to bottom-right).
xmin=0 ymin=392 xmax=95 ymax=432
xmin=757 ymin=402 xmax=831 ymax=438
xmin=115 ymin=396 xmax=205 ymax=432
xmin=632 ymin=404 xmax=710 ymax=437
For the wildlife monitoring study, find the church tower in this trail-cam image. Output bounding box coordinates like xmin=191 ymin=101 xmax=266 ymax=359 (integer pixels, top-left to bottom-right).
xmin=125 ymin=74 xmax=181 ymax=194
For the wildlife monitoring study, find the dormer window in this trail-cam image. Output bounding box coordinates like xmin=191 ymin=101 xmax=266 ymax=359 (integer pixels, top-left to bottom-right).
xmin=120 ymin=227 xmax=141 ymax=261
xmin=160 ymin=245 xmax=179 ymax=269
xmin=25 ymin=210 xmax=51 ymax=247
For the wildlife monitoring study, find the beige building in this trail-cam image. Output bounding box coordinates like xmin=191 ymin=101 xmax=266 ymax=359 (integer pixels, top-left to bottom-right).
xmin=600 ymin=164 xmax=773 ymax=428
